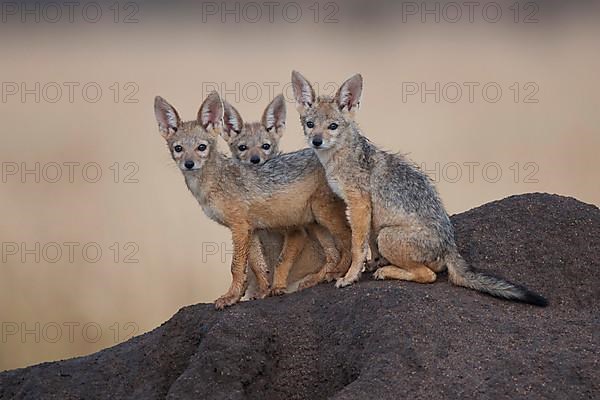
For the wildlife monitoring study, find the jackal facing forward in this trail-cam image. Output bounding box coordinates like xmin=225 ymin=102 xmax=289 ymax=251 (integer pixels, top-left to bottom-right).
xmin=291 ymin=71 xmax=547 ymax=306
xmin=222 ymin=95 xmax=344 ymax=297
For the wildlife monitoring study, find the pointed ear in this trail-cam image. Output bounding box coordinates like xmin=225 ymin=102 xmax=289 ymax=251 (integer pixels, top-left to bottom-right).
xmin=336 ymin=74 xmax=363 ymax=114
xmin=154 ymin=96 xmax=181 ymax=139
xmin=262 ymin=94 xmax=286 ymax=138
xmin=221 ymin=100 xmax=244 ymax=142
xmin=198 ymin=91 xmax=224 ymax=133
xmin=291 ymin=70 xmax=315 ymax=112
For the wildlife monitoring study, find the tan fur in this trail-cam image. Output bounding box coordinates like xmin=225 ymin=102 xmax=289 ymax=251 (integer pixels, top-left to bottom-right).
xmin=374 ymin=232 xmax=438 ymax=283
xmin=269 ymin=229 xmax=306 ymax=295
xmin=336 ymin=189 xmax=372 ymax=287
xmin=246 ymin=227 xmax=340 ymax=296
xmin=155 ymin=93 xmax=352 ymax=309
xmin=246 ymin=234 xmax=271 ymax=298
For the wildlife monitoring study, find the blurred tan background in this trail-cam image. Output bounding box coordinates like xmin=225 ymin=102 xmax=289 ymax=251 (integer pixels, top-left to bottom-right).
xmin=1 ymin=1 xmax=599 ymax=371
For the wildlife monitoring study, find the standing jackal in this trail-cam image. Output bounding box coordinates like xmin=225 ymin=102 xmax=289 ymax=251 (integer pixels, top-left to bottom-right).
xmin=154 ymin=92 xmax=352 ymax=309
xmin=291 ymin=71 xmax=547 ymax=306
xmin=222 ymin=95 xmax=343 ymax=297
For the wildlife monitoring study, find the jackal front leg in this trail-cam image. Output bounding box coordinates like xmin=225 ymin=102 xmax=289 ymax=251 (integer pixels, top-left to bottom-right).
xmin=336 ymin=191 xmax=371 ymax=288
xmin=215 ymin=226 xmax=251 ymax=309
xmin=247 ymin=234 xmax=271 ymax=300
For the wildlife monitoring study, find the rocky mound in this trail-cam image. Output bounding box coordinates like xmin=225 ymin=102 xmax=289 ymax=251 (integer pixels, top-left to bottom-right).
xmin=1 ymin=193 xmax=599 ymax=400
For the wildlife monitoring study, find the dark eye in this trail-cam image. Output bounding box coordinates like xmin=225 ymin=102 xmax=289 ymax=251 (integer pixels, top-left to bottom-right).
xmin=238 ymin=145 xmax=247 ymax=151
xmin=198 ymin=144 xmax=207 ymax=152
xmin=262 ymin=143 xmax=271 ymax=150
xmin=306 ymin=121 xmax=314 ymax=128
xmin=328 ymin=123 xmax=338 ymax=130
xmin=174 ymin=145 xmax=183 ymax=153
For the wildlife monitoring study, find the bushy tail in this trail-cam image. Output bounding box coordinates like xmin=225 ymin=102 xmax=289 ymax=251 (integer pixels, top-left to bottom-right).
xmin=445 ymin=251 xmax=548 ymax=307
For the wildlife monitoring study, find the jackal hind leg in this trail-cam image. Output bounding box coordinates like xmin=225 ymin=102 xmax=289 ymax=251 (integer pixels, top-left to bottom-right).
xmin=295 ymin=225 xmax=337 ymax=290
xmin=373 ymin=226 xmax=437 ymax=284
xmin=304 ymin=195 xmax=355 ymax=289
xmin=269 ymin=229 xmax=307 ymax=296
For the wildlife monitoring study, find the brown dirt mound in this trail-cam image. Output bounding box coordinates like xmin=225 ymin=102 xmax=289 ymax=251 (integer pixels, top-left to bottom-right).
xmin=1 ymin=193 xmax=599 ymax=400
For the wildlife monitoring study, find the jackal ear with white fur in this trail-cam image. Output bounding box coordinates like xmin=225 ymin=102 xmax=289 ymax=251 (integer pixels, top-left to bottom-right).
xmin=198 ymin=91 xmax=224 ymax=134
xmin=221 ymin=100 xmax=244 ymax=142
xmin=336 ymin=74 xmax=363 ymax=115
xmin=154 ymin=96 xmax=181 ymax=139
xmin=262 ymin=94 xmax=286 ymax=138
xmin=291 ymin=70 xmax=315 ymax=113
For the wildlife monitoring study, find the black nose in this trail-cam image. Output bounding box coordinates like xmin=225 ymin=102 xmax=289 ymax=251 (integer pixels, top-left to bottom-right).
xmin=184 ymin=160 xmax=195 ymax=170
xmin=312 ymin=137 xmax=323 ymax=147
xmin=250 ymin=156 xmax=261 ymax=164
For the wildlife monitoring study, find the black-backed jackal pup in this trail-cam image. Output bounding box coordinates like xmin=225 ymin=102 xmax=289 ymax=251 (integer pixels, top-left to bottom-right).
xmin=222 ymin=95 xmax=343 ymax=296
xmin=154 ymin=92 xmax=352 ymax=309
xmin=291 ymin=71 xmax=547 ymax=306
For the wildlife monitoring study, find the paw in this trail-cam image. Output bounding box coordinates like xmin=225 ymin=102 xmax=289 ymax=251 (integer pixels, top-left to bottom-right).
xmin=373 ymin=268 xmax=387 ymax=280
xmin=248 ymin=288 xmax=270 ymax=301
xmin=365 ymin=257 xmax=387 ymax=272
xmin=214 ymin=292 xmax=242 ymax=310
xmin=269 ymin=287 xmax=286 ymax=297
xmin=335 ymin=274 xmax=359 ymax=288
xmin=257 ymin=288 xmax=270 ymax=299
xmin=298 ymin=272 xmax=325 ymax=291
xmin=297 ymin=279 xmax=316 ymax=291
xmin=324 ymin=272 xmax=343 ymax=283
